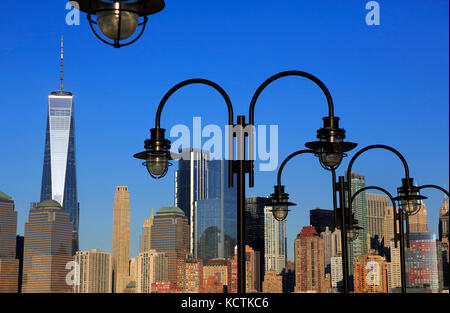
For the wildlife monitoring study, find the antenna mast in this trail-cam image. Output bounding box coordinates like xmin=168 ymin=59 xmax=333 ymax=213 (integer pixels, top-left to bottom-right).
xmin=60 ymin=36 xmax=64 ymax=92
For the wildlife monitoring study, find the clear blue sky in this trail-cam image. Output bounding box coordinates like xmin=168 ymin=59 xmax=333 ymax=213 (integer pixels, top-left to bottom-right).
xmin=0 ymin=1 xmax=448 ymax=261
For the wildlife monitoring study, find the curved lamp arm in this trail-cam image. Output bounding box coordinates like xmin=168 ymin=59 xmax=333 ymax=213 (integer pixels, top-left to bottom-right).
xmin=248 ymin=70 xmax=336 ymax=186
xmin=346 ymin=144 xmax=411 ymax=228
xmin=418 ymin=184 xmax=449 ymax=197
xmin=351 ymin=185 xmax=400 ymax=246
xmin=155 ymin=78 xmax=234 ymax=128
xmin=249 ymin=70 xmax=335 ymax=124
xmin=276 ymin=149 xmax=316 ymax=187
xmin=351 ymin=185 xmax=407 ymax=293
xmin=351 ymin=186 xmax=397 ymax=208
xmin=417 ymin=184 xmax=449 ymax=292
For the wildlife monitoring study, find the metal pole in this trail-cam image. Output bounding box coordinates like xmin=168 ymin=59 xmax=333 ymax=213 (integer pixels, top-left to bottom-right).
xmin=338 ymin=175 xmax=350 ymax=293
xmin=398 ymin=208 xmax=407 ymax=293
xmin=236 ymin=115 xmax=246 ymax=293
xmin=237 ymin=159 xmax=246 ymax=293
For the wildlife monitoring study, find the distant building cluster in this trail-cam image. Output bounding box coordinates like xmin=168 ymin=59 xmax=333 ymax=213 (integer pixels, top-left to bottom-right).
xmin=0 ymin=59 xmax=449 ymax=293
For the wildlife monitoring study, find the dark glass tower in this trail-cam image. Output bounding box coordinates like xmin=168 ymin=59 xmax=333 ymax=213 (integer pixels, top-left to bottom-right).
xmin=310 ymin=207 xmax=335 ymax=234
xmin=40 ymin=38 xmax=79 ymax=255
xmin=196 ymin=159 xmax=237 ymax=262
xmin=245 ymin=196 xmax=272 ymax=284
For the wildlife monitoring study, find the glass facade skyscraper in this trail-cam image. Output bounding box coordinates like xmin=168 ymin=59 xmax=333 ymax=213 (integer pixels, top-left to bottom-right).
xmin=264 ymin=205 xmax=286 ymax=274
xmin=245 ymin=197 xmax=272 ymax=283
xmin=40 ymin=91 xmax=79 ymax=255
xmin=196 ymin=159 xmax=237 ymax=262
xmin=174 ymin=148 xmax=209 ymax=255
xmin=175 ymin=149 xmax=237 ymax=261
xmin=347 ymin=172 xmax=368 ymax=287
xmin=405 ymin=232 xmax=441 ymax=293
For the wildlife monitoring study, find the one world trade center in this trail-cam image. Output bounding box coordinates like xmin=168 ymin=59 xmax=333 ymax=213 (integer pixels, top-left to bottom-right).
xmin=40 ymin=37 xmax=79 ymax=254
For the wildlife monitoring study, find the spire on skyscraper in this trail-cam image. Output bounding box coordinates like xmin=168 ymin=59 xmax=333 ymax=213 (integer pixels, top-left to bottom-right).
xmin=60 ymin=36 xmax=64 ymax=92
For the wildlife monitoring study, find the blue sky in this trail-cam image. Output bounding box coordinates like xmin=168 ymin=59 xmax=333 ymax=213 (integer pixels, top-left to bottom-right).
xmin=0 ymin=1 xmax=448 ymax=261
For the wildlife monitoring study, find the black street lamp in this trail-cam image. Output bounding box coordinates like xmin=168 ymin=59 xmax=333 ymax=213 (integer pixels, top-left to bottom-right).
xmin=414 ymin=184 xmax=449 ymax=291
xmin=345 ymin=144 xmax=427 ymax=294
xmin=351 ymin=185 xmax=405 ymax=293
xmin=135 ymin=70 xmax=355 ymax=293
xmin=78 ymin=0 xmax=165 ymax=48
xmin=270 ymin=149 xmax=356 ymax=293
xmin=254 ymin=71 xmax=356 ymax=294
xmin=268 ymin=149 xmax=316 ymax=222
xmin=133 ymin=78 xmax=244 ymax=289
xmin=248 ymin=70 xmax=357 ymax=293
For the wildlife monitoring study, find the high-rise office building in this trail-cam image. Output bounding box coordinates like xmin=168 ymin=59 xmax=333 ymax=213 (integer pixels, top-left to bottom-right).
xmin=439 ymin=197 xmax=449 ymax=240
xmin=74 ymin=249 xmax=112 ymax=293
xmin=330 ymin=256 xmax=343 ymax=290
xmin=245 ymin=245 xmax=261 ymax=293
xmin=112 ymin=186 xmax=131 ymax=293
xmin=228 ymin=252 xmax=238 ymax=293
xmin=405 ymin=232 xmax=441 ymax=293
xmin=245 ymin=197 xmax=271 ymax=285
xmin=383 ymin=205 xmax=395 ymax=247
xmin=0 ymin=191 xmax=17 ymax=259
xmin=321 ymin=227 xmax=332 ymax=274
xmin=264 ymin=205 xmax=286 ymax=275
xmin=22 ymin=200 xmax=72 ymax=293
xmin=353 ymin=254 xmax=388 ymax=293
xmin=366 ymin=193 xmax=389 ymax=241
xmin=151 ymin=206 xmax=189 ymax=282
xmin=40 ymin=38 xmax=79 ymax=254
xmin=136 ymin=249 xmax=168 ymax=293
xmin=0 ymin=259 xmax=19 ymax=293
xmin=0 ymin=191 xmax=19 ymax=293
xmin=196 ymin=159 xmax=237 ymax=262
xmin=348 ymin=172 xmax=368 ymax=279
xmin=387 ymin=240 xmax=402 ymax=292
xmin=140 ymin=209 xmax=154 ymax=253
xmin=409 ymin=202 xmax=428 ymax=233
xmin=331 ymin=228 xmax=341 ymax=257
xmin=174 ymin=148 xmax=209 ymax=255
xmin=176 ymin=255 xmax=203 ymax=293
xmin=310 ymin=208 xmax=334 ymax=234
xmin=294 ymin=226 xmax=324 ymax=293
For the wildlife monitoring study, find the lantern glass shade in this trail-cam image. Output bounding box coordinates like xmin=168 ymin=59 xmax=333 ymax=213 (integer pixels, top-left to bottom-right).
xmin=97 ymin=8 xmax=139 ymax=40
xmin=319 ymin=149 xmax=343 ymax=168
xmin=400 ymin=198 xmax=420 ymax=215
xmin=272 ymin=205 xmax=289 ymax=221
xmin=396 ymin=185 xmax=423 ymax=215
xmin=347 ymin=227 xmax=359 ymax=241
xmin=145 ymin=154 xmax=168 ymax=177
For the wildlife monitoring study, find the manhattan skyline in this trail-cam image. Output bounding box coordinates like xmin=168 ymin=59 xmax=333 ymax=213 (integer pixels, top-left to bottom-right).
xmin=0 ymin=1 xmax=448 ymax=263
